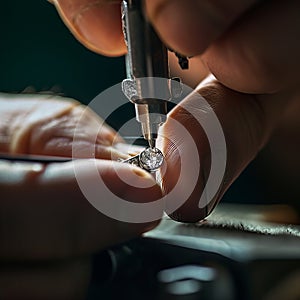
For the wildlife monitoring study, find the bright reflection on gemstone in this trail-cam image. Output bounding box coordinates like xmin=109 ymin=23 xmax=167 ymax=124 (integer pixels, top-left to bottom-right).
xmin=139 ymin=147 xmax=164 ymax=172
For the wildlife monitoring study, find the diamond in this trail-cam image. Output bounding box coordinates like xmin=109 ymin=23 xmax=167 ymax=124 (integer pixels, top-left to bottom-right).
xmin=139 ymin=147 xmax=164 ymax=172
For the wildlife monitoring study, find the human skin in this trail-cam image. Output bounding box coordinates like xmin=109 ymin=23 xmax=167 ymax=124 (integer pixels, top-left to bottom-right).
xmin=1 ymin=1 xmax=299 ymax=296
xmin=52 ymin=0 xmax=300 ymax=221
xmin=0 ymin=93 xmax=162 ymax=298
xmin=52 ymin=0 xmax=300 ymax=92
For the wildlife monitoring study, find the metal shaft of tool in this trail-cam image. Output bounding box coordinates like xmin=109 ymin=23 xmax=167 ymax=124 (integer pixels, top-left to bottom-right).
xmin=122 ymin=0 xmax=171 ymax=148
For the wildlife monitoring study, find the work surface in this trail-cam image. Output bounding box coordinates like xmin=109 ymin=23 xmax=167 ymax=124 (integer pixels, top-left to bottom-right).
xmin=90 ymin=204 xmax=300 ymax=300
xmin=147 ymin=203 xmax=300 ymax=239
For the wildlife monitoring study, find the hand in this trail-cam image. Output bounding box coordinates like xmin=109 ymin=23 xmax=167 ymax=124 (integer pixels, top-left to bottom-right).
xmin=52 ymin=0 xmax=300 ymax=222
xmin=159 ymin=77 xmax=299 ymax=222
xmin=0 ymin=93 xmax=162 ymax=298
xmin=52 ymin=0 xmax=300 ymax=93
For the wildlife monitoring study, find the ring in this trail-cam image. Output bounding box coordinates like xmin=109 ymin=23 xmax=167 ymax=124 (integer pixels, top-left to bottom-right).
xmin=121 ymin=147 xmax=164 ymax=172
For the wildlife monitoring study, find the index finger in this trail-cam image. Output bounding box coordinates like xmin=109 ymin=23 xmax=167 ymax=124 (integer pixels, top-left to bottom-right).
xmin=145 ymin=0 xmax=261 ymax=56
xmin=0 ymin=159 xmax=162 ymax=260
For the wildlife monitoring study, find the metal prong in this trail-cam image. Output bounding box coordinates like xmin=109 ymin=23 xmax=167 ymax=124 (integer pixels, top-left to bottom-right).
xmin=119 ymin=154 xmax=140 ymax=168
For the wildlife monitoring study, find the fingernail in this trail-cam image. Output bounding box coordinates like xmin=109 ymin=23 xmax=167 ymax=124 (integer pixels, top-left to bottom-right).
xmin=131 ymin=167 xmax=149 ymax=178
xmin=73 ymin=2 xmax=126 ymax=56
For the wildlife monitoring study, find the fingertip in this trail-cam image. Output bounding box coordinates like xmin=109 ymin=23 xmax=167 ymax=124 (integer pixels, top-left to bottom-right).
xmin=0 ymin=159 xmax=161 ymax=259
xmin=47 ymin=159 xmax=162 ymax=233
xmin=73 ymin=2 xmax=127 ymax=56
xmin=100 ymin=161 xmax=162 ymax=202
xmin=146 ymin=1 xmax=203 ymax=56
xmin=169 ymin=207 xmax=208 ymax=223
xmin=145 ymin=0 xmax=223 ymax=56
xmin=54 ymin=0 xmax=126 ymax=56
xmin=95 ymin=161 xmax=164 ymax=227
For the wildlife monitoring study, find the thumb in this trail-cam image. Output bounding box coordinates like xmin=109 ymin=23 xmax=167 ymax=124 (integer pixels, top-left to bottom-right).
xmin=159 ymin=76 xmax=297 ymax=222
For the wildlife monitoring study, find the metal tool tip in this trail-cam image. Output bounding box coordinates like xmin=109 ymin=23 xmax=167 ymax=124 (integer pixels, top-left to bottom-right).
xmin=148 ymin=138 xmax=156 ymax=149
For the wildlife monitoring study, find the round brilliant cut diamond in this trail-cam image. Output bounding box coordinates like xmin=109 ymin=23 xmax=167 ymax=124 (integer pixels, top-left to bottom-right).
xmin=139 ymin=147 xmax=164 ymax=171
